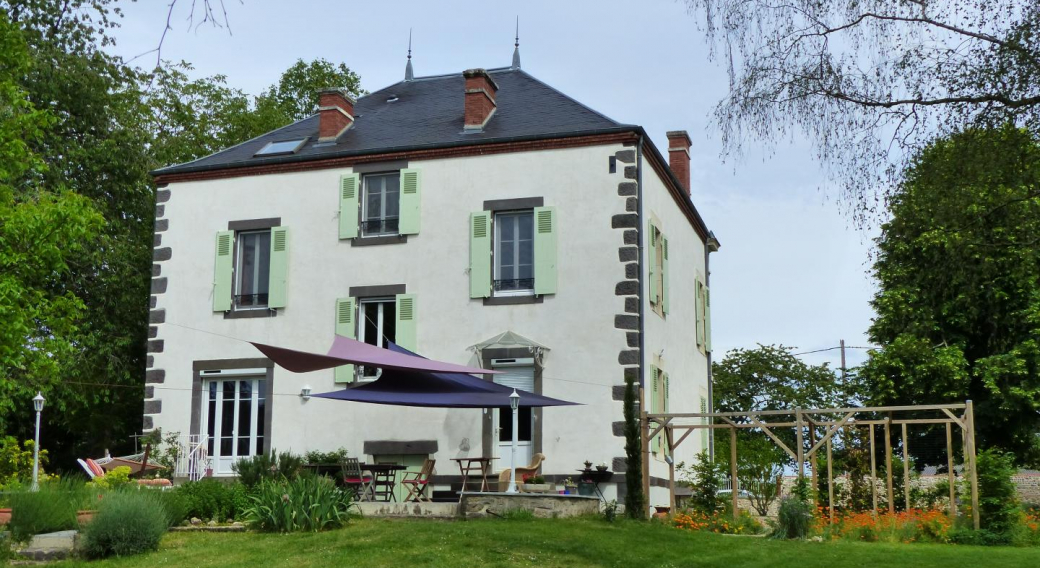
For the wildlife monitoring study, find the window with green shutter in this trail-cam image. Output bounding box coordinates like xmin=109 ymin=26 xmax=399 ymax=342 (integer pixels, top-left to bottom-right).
xmin=213 ymin=231 xmax=234 ymax=312
xmin=334 ymin=298 xmax=356 ymax=383
xmin=395 ymin=293 xmax=417 ymax=351
xmin=533 ymin=206 xmax=557 ymax=295
xmin=651 ymin=366 xmax=661 ymax=455
xmin=648 ymin=221 xmax=658 ymax=305
xmin=470 ymin=212 xmax=492 ymax=298
xmin=662 ymin=236 xmax=670 ymax=315
xmin=338 ymin=173 xmax=360 ymax=239
xmin=268 ymin=227 xmax=288 ymax=308
xmin=705 ymin=287 xmax=712 ymax=353
xmin=399 ymin=169 xmax=421 ymax=235
xmin=695 ymin=280 xmax=706 ymax=349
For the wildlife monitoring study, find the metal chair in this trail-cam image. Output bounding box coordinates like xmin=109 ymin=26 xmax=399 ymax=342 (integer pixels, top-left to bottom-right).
xmin=401 ymin=459 xmax=436 ymax=502
xmin=341 ymin=457 xmax=373 ymax=501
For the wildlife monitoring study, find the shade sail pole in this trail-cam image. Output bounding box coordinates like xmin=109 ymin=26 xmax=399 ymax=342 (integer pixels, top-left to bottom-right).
xmin=507 ymin=389 xmax=520 ymax=493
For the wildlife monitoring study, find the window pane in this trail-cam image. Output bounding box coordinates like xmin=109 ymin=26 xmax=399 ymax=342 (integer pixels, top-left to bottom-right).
xmin=240 ymin=233 xmax=258 ymax=296
xmin=382 ymin=301 xmax=396 ymax=345
xmin=518 ymin=406 xmax=533 ymax=442
xmin=518 ymin=213 xmax=533 ymax=240
xmin=385 ymin=186 xmax=400 ymax=220
xmin=366 ymin=186 xmax=382 ymax=221
xmin=498 ymin=407 xmax=511 ymax=442
xmin=362 ymin=303 xmax=379 ymax=346
xmin=256 ymin=232 xmax=270 ymax=295
xmin=501 ymin=216 xmax=515 ymax=240
xmin=519 ymin=239 xmax=533 ymax=265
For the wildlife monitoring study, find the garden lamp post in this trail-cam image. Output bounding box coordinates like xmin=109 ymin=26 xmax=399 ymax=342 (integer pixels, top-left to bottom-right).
xmin=31 ymin=392 xmax=45 ymax=491
xmin=506 ymin=389 xmax=520 ymax=493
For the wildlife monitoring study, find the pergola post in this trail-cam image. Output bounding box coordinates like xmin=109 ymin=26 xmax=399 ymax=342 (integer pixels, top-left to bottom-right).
xmin=885 ymin=416 xmax=894 ymax=514
xmin=809 ymin=421 xmax=818 ymax=506
xmin=667 ymin=424 xmax=675 ymax=512
xmin=966 ymin=400 xmax=980 ymax=530
xmin=902 ymin=422 xmax=911 ymax=511
xmin=730 ymin=426 xmax=738 ymax=520
xmin=826 ymin=438 xmax=834 ymax=523
xmin=795 ymin=408 xmax=805 ymax=480
xmin=869 ymin=425 xmax=878 ymax=518
xmin=946 ymin=422 xmax=956 ymax=520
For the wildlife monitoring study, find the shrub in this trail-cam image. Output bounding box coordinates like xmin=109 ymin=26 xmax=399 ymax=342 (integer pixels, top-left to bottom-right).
xmin=87 ymin=466 xmax=132 ymax=490
xmin=681 ymin=450 xmax=727 ymax=514
xmin=772 ymin=480 xmax=813 ymax=540
xmin=233 ymin=450 xmax=304 ymax=489
xmin=303 ymin=448 xmax=349 ymax=465
xmin=81 ymin=492 xmax=168 ymax=558
xmin=674 ymin=509 xmax=764 ymax=534
xmin=972 ymin=448 xmax=1019 ymax=538
xmin=603 ymin=500 xmax=619 ymax=523
xmin=175 ymin=479 xmax=249 ymax=522
xmin=146 ymin=489 xmax=189 ymax=528
xmin=0 ymin=437 xmax=50 ymax=487
xmin=7 ymin=480 xmax=81 ymax=542
xmin=244 ymin=475 xmax=358 ymax=532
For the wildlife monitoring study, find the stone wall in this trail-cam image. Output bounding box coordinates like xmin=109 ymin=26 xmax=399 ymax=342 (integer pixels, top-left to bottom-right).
xmin=459 ymin=493 xmax=600 ymax=519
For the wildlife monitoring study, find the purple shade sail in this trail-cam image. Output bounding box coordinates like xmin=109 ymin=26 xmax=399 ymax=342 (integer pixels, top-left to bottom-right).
xmin=310 ymin=343 xmax=579 ymax=408
xmin=250 ymin=334 xmax=498 ymax=375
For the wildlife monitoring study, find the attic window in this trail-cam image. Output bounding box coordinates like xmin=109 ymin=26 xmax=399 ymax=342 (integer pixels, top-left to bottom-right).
xmin=386 ymin=94 xmax=399 ymax=103
xmin=254 ymin=138 xmax=307 ymax=157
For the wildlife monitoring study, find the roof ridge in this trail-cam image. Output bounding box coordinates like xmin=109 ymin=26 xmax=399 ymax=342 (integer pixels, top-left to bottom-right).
xmin=361 ymin=66 xmax=519 ymax=99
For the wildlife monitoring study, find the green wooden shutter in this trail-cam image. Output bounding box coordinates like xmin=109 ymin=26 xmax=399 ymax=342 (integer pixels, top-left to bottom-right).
xmin=334 ymin=298 xmax=356 ymax=383
xmin=338 ymin=173 xmax=360 ymax=239
xmin=662 ymin=235 xmax=670 ymax=314
xmin=647 ymin=221 xmax=658 ymax=305
xmin=651 ymin=366 xmax=661 ymax=454
xmin=695 ymin=281 xmax=705 ymax=348
xmin=705 ymin=287 xmax=712 ymax=353
xmin=533 ymin=206 xmax=557 ymax=295
xmin=469 ymin=212 xmax=492 ymax=298
xmin=395 ymin=293 xmax=417 ymax=351
xmin=399 ymin=168 xmax=421 ymax=235
xmin=213 ymin=231 xmax=234 ymax=312
xmin=268 ymin=227 xmax=288 ymax=308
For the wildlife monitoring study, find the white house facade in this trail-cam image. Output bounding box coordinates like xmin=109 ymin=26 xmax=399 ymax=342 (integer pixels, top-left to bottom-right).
xmin=145 ymin=58 xmax=717 ymax=506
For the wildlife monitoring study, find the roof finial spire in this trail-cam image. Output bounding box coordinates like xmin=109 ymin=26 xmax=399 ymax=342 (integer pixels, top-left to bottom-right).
xmin=511 ymin=16 xmax=521 ymax=69
xmin=404 ymin=28 xmax=414 ymax=81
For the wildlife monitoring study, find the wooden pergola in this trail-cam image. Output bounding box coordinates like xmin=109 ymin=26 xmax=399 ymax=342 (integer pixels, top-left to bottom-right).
xmin=640 ymin=396 xmax=980 ymax=529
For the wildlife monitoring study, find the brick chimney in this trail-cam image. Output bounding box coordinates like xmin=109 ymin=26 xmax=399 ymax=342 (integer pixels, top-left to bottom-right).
xmin=463 ymin=69 xmax=498 ymax=130
xmin=317 ymin=88 xmax=355 ymax=142
xmin=667 ymin=130 xmax=692 ymax=195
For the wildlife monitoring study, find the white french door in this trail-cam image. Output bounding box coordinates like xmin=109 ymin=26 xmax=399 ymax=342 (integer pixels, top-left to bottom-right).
xmin=491 ymin=358 xmax=535 ymax=472
xmin=202 ymin=376 xmax=266 ymax=475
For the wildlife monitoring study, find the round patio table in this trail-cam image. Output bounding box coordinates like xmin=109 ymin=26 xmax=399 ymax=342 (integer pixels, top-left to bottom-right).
xmin=577 ymin=469 xmax=614 ymax=501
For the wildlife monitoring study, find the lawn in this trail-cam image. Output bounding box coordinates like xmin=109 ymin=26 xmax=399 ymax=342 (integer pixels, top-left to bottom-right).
xmin=53 ymin=517 xmax=1040 ymax=568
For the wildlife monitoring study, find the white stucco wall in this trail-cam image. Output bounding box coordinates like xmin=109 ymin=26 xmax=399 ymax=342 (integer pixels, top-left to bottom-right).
xmin=152 ymin=143 xmax=636 ymax=487
xmin=640 ymin=161 xmax=713 ymax=498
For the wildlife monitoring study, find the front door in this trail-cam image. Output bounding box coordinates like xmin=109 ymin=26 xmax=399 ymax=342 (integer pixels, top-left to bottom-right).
xmin=491 ymin=358 xmax=535 ymax=473
xmin=202 ymin=377 xmax=266 ymax=475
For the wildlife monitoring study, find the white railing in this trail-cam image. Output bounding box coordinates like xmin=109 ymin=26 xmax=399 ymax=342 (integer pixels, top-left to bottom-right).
xmin=173 ymin=435 xmax=210 ymax=481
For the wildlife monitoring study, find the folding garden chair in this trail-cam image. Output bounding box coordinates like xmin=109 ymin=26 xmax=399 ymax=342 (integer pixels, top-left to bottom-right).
xmin=401 ymin=458 xmax=435 ymax=503
xmin=341 ymin=457 xmax=373 ymax=501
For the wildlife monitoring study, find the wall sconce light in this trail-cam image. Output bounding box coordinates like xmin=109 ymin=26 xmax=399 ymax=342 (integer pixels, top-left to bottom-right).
xmin=299 ymin=386 xmax=312 ymax=401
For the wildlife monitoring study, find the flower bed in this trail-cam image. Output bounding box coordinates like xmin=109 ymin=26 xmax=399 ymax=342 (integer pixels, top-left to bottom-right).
xmin=815 ymin=508 xmax=953 ymax=543
xmin=673 ymin=510 xmax=764 ymax=535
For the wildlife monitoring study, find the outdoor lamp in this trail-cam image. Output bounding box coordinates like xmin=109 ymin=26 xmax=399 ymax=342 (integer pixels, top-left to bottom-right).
xmin=507 ymin=389 xmax=520 ymax=493
xmin=31 ymin=392 xmax=45 ymax=492
xmin=299 ymin=385 xmax=312 ymax=401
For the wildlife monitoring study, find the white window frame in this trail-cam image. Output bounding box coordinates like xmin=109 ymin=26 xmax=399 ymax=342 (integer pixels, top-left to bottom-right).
xmin=234 ymin=229 xmax=271 ymax=311
xmin=360 ymin=172 xmax=401 ymax=238
xmin=357 ymin=297 xmax=395 ymax=380
xmin=493 ymin=210 xmax=535 ymax=297
xmin=201 ymin=375 xmax=266 ymax=476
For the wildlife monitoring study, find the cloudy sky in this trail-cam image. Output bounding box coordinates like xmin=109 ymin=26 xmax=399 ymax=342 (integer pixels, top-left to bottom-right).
xmin=109 ymin=0 xmax=879 ymax=370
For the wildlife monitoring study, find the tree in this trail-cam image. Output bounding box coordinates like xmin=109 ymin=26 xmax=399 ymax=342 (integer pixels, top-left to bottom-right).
xmin=712 ymin=345 xmax=851 ymax=415
xmin=255 ymin=59 xmax=364 ymax=124
xmin=861 ymin=126 xmax=1040 ymax=466
xmin=0 ymin=11 xmax=104 ymax=425
xmin=682 ymin=1 xmax=1040 ymax=221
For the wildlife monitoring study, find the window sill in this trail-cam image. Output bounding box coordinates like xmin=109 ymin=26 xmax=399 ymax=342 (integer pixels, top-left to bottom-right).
xmin=224 ymin=309 xmax=277 ymax=320
xmin=351 ymin=234 xmax=408 ymax=247
xmin=483 ymin=295 xmax=544 ymax=306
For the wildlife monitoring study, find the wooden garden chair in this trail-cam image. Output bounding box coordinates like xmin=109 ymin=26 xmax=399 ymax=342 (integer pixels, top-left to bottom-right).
xmin=341 ymin=457 xmax=373 ymax=501
xmin=401 ymin=459 xmax=436 ymax=503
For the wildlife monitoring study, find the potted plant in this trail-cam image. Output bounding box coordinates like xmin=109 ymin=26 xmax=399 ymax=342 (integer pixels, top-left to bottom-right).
xmin=520 ymin=474 xmax=551 ymax=493
xmin=583 ymin=460 xmax=593 ymax=470
xmin=596 ymin=461 xmax=609 ymax=472
xmin=562 ymin=477 xmax=577 ymax=495
xmin=577 ymin=474 xmax=596 ymax=497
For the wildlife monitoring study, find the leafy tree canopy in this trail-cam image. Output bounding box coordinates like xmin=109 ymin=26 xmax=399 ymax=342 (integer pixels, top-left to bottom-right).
xmin=682 ymin=0 xmax=1040 ymax=222
xmin=713 ymin=344 xmax=851 ymax=416
xmin=861 ymin=125 xmax=1040 ymax=466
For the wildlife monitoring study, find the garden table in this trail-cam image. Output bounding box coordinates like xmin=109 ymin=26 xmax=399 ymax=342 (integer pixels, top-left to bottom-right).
xmin=451 ymin=457 xmax=497 ymax=493
xmin=577 ymin=469 xmax=613 ymax=501
xmin=362 ymin=463 xmax=407 ymax=502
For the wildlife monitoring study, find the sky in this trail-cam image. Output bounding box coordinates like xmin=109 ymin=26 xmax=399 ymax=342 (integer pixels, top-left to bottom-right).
xmin=108 ymin=0 xmax=879 ymax=371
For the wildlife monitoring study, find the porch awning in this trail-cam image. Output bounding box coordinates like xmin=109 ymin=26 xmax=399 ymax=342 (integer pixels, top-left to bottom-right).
xmin=310 ymin=343 xmax=578 ymax=409
xmin=251 ymin=335 xmax=498 ymax=375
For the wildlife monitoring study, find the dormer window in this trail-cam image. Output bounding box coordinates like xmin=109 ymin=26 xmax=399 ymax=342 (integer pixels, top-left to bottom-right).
xmin=254 ymin=138 xmax=307 ymax=157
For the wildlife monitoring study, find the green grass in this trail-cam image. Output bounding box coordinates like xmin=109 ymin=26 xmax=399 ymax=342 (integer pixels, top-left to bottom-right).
xmin=52 ymin=517 xmax=1040 ymax=568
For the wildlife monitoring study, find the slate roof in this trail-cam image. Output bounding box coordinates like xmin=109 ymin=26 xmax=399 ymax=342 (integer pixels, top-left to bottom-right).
xmin=153 ymin=67 xmax=636 ymax=175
